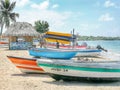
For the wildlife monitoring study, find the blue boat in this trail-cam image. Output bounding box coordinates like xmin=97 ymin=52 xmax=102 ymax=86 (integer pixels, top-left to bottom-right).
xmin=29 ymin=48 xmax=77 ymax=59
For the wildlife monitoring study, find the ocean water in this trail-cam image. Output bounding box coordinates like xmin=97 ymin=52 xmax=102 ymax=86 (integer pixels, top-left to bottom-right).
xmin=78 ymin=40 xmax=120 ymax=60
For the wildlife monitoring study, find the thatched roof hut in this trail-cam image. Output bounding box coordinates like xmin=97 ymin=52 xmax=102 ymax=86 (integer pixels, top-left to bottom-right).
xmin=3 ymin=22 xmax=40 ymax=36
xmin=3 ymin=22 xmax=40 ymax=50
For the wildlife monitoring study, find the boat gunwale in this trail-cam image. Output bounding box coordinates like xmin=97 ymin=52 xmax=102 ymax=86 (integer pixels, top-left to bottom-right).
xmin=30 ymin=48 xmax=78 ymax=52
xmin=7 ymin=56 xmax=36 ymax=61
xmin=37 ymin=60 xmax=120 ymax=72
xmin=37 ymin=59 xmax=120 ymax=64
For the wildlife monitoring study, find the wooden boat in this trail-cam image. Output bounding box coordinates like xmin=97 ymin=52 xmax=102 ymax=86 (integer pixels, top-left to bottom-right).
xmin=0 ymin=38 xmax=8 ymax=44
xmin=29 ymin=48 xmax=77 ymax=59
xmin=7 ymin=56 xmax=44 ymax=74
xmin=37 ymin=57 xmax=120 ymax=81
xmin=0 ymin=41 xmax=8 ymax=44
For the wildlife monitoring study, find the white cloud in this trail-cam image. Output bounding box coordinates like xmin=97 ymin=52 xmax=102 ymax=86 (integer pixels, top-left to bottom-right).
xmin=52 ymin=4 xmax=59 ymax=8
xmin=104 ymin=0 xmax=115 ymax=8
xmin=99 ymin=13 xmax=114 ymax=21
xmin=31 ymin=0 xmax=59 ymax=10
xmin=12 ymin=0 xmax=30 ymax=7
xmin=31 ymin=0 xmax=49 ymax=10
xmin=80 ymin=24 xmax=100 ymax=31
xmin=17 ymin=10 xmax=72 ymax=32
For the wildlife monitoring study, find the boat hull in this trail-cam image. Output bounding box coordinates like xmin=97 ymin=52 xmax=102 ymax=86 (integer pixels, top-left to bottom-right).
xmin=49 ymin=73 xmax=120 ymax=81
xmin=7 ymin=56 xmax=44 ymax=74
xmin=29 ymin=48 xmax=77 ymax=59
xmin=77 ymin=49 xmax=101 ymax=56
xmin=37 ymin=59 xmax=120 ymax=81
xmin=0 ymin=41 xmax=8 ymax=44
xmin=29 ymin=48 xmax=101 ymax=59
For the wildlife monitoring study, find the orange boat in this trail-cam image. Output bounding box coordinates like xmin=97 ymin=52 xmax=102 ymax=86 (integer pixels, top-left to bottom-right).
xmin=0 ymin=41 xmax=8 ymax=44
xmin=7 ymin=56 xmax=44 ymax=74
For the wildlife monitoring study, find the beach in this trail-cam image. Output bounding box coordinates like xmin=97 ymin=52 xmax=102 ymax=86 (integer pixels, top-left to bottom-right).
xmin=0 ymin=47 xmax=120 ymax=90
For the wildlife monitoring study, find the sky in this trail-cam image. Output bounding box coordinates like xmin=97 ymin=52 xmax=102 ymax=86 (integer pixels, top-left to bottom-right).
xmin=8 ymin=0 xmax=120 ymax=37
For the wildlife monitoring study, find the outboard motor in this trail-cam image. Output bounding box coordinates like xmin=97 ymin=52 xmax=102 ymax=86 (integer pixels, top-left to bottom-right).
xmin=96 ymin=45 xmax=108 ymax=52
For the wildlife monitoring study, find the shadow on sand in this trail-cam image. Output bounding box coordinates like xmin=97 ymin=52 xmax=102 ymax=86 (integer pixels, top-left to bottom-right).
xmin=43 ymin=79 xmax=120 ymax=86
xmin=11 ymin=73 xmax=120 ymax=86
xmin=11 ymin=73 xmax=50 ymax=78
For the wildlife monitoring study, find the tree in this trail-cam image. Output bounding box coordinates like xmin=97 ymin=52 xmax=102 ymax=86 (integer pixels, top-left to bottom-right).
xmin=0 ymin=0 xmax=19 ymax=35
xmin=34 ymin=20 xmax=49 ymax=33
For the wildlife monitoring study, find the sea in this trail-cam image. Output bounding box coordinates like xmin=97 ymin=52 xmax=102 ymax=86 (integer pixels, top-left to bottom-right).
xmin=78 ymin=40 xmax=120 ymax=60
xmin=0 ymin=40 xmax=120 ymax=60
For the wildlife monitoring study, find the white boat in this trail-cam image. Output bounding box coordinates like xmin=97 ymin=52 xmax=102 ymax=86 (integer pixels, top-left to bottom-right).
xmin=37 ymin=57 xmax=120 ymax=81
xmin=76 ymin=49 xmax=101 ymax=56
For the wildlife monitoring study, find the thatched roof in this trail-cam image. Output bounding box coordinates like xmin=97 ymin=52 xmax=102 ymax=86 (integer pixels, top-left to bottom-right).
xmin=3 ymin=22 xmax=40 ymax=36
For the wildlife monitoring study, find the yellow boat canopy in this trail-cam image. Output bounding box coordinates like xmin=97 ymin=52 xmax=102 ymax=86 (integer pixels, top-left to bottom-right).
xmin=44 ymin=31 xmax=72 ymax=44
xmin=45 ymin=38 xmax=70 ymax=44
xmin=45 ymin=31 xmax=72 ymax=37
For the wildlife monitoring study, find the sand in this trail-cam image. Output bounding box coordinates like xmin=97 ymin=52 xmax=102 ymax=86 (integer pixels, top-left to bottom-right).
xmin=0 ymin=47 xmax=120 ymax=90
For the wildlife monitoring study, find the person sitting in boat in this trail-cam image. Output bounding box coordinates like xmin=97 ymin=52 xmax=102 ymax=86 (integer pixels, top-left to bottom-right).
xmin=56 ymin=41 xmax=60 ymax=48
xmin=81 ymin=42 xmax=88 ymax=47
xmin=76 ymin=42 xmax=79 ymax=46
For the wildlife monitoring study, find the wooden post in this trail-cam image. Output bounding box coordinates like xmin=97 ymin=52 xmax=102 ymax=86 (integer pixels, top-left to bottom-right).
xmin=9 ymin=36 xmax=11 ymax=50
xmin=72 ymin=28 xmax=75 ymax=48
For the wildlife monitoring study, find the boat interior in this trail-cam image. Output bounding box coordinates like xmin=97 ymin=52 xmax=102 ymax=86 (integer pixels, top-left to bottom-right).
xmin=73 ymin=55 xmax=120 ymax=63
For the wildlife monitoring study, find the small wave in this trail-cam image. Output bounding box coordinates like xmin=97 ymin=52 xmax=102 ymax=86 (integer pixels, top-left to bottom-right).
xmin=108 ymin=51 xmax=120 ymax=56
xmin=100 ymin=51 xmax=120 ymax=60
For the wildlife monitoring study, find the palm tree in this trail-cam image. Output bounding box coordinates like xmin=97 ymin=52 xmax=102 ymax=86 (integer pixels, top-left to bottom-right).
xmin=34 ymin=20 xmax=49 ymax=33
xmin=0 ymin=0 xmax=19 ymax=36
xmin=34 ymin=20 xmax=49 ymax=48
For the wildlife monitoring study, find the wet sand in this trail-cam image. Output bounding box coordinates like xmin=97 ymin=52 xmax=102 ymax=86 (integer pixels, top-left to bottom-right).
xmin=0 ymin=47 xmax=120 ymax=90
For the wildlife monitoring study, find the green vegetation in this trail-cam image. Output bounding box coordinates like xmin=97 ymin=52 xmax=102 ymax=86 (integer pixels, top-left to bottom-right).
xmin=77 ymin=36 xmax=120 ymax=41
xmin=0 ymin=0 xmax=19 ymax=35
xmin=34 ymin=20 xmax=49 ymax=33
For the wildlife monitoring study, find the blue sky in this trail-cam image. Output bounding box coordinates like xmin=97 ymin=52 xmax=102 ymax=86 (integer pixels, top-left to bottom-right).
xmin=10 ymin=0 xmax=120 ymax=36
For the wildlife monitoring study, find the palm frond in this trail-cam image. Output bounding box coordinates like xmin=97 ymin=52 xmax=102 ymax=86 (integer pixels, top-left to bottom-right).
xmin=5 ymin=0 xmax=10 ymax=9
xmin=0 ymin=0 xmax=19 ymax=35
xmin=10 ymin=12 xmax=19 ymax=22
xmin=0 ymin=0 xmax=6 ymax=9
xmin=8 ymin=2 xmax=16 ymax=11
xmin=15 ymin=13 xmax=19 ymax=18
xmin=0 ymin=5 xmax=4 ymax=10
xmin=34 ymin=20 xmax=49 ymax=33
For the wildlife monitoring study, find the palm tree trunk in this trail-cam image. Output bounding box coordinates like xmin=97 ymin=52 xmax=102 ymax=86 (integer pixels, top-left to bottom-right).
xmin=0 ymin=24 xmax=4 ymax=39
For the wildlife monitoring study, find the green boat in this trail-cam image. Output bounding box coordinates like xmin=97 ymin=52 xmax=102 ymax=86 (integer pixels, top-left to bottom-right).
xmin=37 ymin=57 xmax=120 ymax=81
